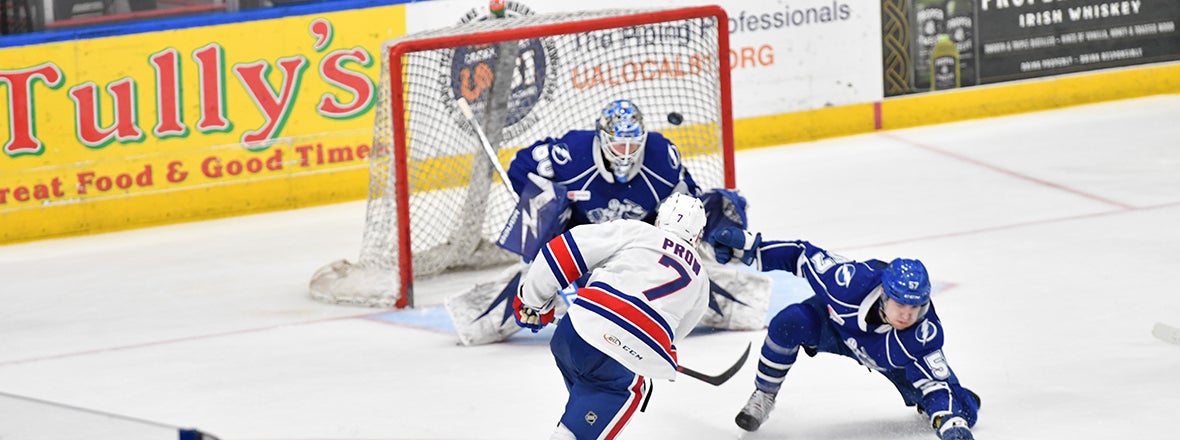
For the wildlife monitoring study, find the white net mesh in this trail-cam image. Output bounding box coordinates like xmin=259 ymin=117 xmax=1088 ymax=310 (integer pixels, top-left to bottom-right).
xmin=311 ymin=7 xmax=732 ymax=308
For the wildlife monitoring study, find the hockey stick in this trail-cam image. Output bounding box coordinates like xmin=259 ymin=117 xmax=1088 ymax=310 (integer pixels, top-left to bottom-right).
xmin=1152 ymin=322 xmax=1180 ymax=346
xmin=456 ymin=98 xmax=518 ymax=202
xmin=677 ymin=342 xmax=752 ymax=386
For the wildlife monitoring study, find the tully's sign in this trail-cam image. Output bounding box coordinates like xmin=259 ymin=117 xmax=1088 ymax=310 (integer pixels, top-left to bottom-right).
xmin=2 ymin=18 xmax=379 ymax=158
xmin=0 ymin=7 xmax=406 ymax=243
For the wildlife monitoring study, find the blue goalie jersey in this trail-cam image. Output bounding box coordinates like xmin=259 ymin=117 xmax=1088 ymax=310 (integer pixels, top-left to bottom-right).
xmin=506 ymin=130 xmax=701 ymax=229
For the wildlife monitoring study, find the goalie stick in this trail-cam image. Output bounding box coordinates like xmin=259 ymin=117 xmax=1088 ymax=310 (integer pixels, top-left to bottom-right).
xmin=677 ymin=342 xmax=751 ymax=386
xmin=1152 ymin=322 xmax=1180 ymax=346
xmin=456 ymin=98 xmax=518 ymax=202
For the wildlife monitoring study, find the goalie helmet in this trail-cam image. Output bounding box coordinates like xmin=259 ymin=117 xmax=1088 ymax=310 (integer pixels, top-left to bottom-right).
xmin=881 ymin=258 xmax=931 ymax=306
xmin=596 ymin=99 xmax=647 ymax=183
xmin=656 ymin=193 xmax=707 ymax=246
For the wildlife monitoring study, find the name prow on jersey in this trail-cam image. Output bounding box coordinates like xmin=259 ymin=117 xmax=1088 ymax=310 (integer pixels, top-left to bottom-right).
xmin=661 ymin=238 xmax=701 ymax=275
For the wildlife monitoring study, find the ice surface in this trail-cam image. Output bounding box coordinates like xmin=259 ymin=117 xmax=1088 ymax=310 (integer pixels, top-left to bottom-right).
xmin=2 ymin=95 xmax=1179 ymax=439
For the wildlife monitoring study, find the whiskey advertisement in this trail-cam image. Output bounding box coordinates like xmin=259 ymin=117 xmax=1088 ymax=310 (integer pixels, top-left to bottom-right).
xmin=976 ymin=0 xmax=1180 ymax=83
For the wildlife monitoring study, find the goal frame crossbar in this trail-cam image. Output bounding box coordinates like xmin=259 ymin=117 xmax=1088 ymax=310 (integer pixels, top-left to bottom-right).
xmin=386 ymin=6 xmax=734 ymax=308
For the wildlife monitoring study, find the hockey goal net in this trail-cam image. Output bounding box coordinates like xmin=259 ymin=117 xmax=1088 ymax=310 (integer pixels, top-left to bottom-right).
xmin=310 ymin=5 xmax=734 ymax=309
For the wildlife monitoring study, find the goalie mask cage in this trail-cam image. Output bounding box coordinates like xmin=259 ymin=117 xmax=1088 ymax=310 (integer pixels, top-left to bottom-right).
xmin=310 ymin=5 xmax=735 ymax=309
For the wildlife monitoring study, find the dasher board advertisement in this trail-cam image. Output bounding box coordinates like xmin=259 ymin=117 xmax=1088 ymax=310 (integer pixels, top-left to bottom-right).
xmin=976 ymin=0 xmax=1180 ymax=83
xmin=405 ymin=0 xmax=885 ymax=118
xmin=0 ymin=5 xmax=407 ymax=242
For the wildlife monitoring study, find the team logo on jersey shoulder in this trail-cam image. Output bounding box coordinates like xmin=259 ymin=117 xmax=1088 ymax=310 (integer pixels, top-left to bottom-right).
xmin=835 ymin=264 xmax=855 ymax=287
xmin=551 ymin=143 xmax=571 ymax=165
xmin=916 ymin=320 xmax=938 ymax=345
xmin=585 ymin=410 xmax=598 ymax=425
xmin=667 ymin=143 xmax=682 ymax=169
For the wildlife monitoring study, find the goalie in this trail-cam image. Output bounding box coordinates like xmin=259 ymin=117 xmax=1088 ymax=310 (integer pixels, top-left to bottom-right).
xmin=445 ymin=98 xmax=771 ymax=345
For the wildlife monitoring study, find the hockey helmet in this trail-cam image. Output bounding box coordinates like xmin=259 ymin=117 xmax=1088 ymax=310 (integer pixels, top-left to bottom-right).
xmin=881 ymin=258 xmax=931 ymax=306
xmin=656 ymin=193 xmax=707 ymax=246
xmin=596 ymin=99 xmax=647 ymax=183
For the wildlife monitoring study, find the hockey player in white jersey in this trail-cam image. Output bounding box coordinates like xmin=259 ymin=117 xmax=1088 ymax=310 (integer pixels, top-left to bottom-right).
xmin=712 ymin=227 xmax=981 ymax=440
xmin=513 ymin=193 xmax=711 ymax=440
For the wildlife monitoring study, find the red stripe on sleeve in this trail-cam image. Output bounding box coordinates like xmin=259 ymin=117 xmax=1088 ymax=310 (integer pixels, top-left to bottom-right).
xmin=549 ymin=234 xmax=583 ymax=284
xmin=579 ymin=288 xmax=673 ymax=355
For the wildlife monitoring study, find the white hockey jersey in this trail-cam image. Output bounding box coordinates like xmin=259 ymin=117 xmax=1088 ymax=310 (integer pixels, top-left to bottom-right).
xmin=519 ymin=219 xmax=710 ymax=380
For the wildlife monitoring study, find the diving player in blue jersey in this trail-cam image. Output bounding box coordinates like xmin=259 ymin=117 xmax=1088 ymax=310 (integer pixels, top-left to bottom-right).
xmin=711 ymin=227 xmax=981 ymax=440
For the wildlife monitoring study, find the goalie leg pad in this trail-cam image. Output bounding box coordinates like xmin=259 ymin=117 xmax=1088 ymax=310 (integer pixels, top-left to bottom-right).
xmin=445 ymin=263 xmax=528 ymax=345
xmin=696 ymin=253 xmax=771 ymax=330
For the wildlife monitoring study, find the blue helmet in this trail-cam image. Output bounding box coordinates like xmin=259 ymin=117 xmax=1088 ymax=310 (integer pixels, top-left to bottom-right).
xmin=596 ymin=99 xmax=647 ymax=183
xmin=881 ymin=258 xmax=931 ymax=306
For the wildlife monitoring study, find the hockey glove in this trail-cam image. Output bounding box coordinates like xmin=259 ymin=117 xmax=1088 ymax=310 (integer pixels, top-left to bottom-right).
xmin=496 ymin=173 xmax=571 ymax=262
xmin=513 ymin=290 xmax=555 ymax=332
xmin=710 ymin=227 xmax=761 ymax=265
xmin=934 ymin=416 xmax=973 ymax=440
xmin=700 ymin=188 xmax=749 ymax=245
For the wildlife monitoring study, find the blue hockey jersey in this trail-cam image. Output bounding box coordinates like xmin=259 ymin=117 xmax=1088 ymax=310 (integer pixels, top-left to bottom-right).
xmin=506 ymin=130 xmax=700 ymax=229
xmin=755 ymin=240 xmax=970 ymax=423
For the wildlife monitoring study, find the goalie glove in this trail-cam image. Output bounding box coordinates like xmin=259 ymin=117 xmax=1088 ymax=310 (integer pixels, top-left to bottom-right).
xmin=700 ymin=188 xmax=749 ymax=243
xmin=710 ymin=227 xmax=762 ymax=265
xmin=512 ymin=287 xmax=555 ymax=332
xmin=933 ymin=416 xmax=973 ymax=440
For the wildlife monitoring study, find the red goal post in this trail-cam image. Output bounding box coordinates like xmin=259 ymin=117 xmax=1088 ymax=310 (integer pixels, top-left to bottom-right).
xmin=310 ymin=6 xmax=735 ymax=309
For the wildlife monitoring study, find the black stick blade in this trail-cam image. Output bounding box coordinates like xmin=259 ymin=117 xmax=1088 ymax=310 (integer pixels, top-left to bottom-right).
xmin=677 ymin=342 xmax=751 ymax=386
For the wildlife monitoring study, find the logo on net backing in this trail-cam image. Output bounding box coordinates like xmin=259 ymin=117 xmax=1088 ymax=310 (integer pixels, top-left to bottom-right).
xmin=444 ymin=2 xmax=560 ymax=139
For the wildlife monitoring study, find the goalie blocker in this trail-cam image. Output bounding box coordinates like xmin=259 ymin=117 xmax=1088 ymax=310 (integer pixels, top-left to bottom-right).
xmin=446 ymin=188 xmax=770 ymax=346
xmin=496 ymin=173 xmax=571 ymax=263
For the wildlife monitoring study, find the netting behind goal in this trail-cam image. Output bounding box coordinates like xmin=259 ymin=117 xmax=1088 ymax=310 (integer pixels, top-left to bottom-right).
xmin=310 ymin=6 xmax=734 ymax=308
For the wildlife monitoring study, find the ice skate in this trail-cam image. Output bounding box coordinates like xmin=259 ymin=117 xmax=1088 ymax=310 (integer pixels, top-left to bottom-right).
xmin=735 ymin=389 xmax=776 ymax=432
